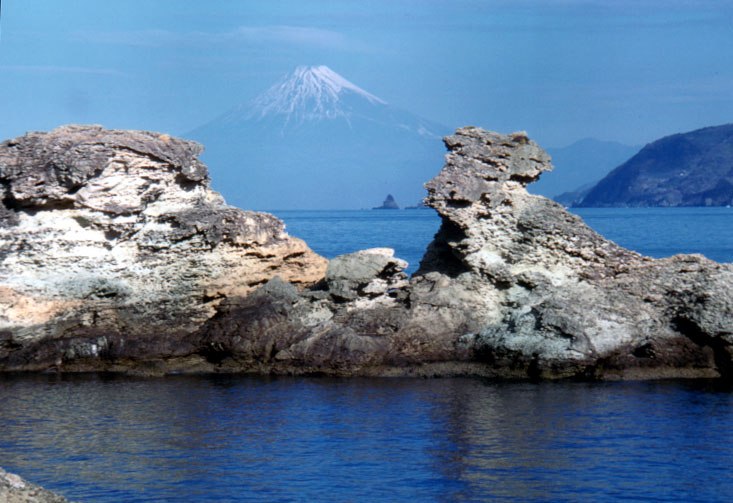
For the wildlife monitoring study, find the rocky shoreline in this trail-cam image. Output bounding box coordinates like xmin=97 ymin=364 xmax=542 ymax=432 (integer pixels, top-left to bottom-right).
xmin=1 ymin=125 xmax=731 ymax=379
xmin=0 ymin=467 xmax=70 ymax=502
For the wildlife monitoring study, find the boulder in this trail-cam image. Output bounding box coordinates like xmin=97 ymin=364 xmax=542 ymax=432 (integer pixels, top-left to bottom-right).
xmin=326 ymin=248 xmax=408 ymax=301
xmin=412 ymin=127 xmax=733 ymax=379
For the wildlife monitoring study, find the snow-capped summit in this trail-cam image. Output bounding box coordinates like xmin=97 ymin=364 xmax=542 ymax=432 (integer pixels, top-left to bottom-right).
xmin=250 ymin=65 xmax=386 ymax=123
xmin=219 ymin=65 xmax=391 ymax=128
xmin=187 ymin=66 xmax=451 ymax=209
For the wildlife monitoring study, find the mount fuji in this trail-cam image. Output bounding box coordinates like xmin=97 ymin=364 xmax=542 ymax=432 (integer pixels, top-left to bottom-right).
xmin=186 ymin=66 xmax=450 ymax=210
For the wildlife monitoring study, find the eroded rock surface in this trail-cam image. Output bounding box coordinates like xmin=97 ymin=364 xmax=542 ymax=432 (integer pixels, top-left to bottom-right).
xmin=0 ymin=467 xmax=70 ymax=503
xmin=1 ymin=125 xmax=732 ymax=379
xmin=197 ymin=127 xmax=733 ymax=379
xmin=0 ymin=125 xmax=326 ymax=371
xmin=413 ymin=128 xmax=733 ymax=379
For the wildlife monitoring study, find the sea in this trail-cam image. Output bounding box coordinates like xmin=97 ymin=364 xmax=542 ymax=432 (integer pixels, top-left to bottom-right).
xmin=2 ymin=207 xmax=733 ymax=502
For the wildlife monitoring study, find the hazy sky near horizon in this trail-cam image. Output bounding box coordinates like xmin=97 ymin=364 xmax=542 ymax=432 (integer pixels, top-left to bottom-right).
xmin=0 ymin=0 xmax=732 ymax=147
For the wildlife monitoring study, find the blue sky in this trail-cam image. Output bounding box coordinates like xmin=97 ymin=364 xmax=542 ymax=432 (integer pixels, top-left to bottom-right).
xmin=0 ymin=0 xmax=732 ymax=147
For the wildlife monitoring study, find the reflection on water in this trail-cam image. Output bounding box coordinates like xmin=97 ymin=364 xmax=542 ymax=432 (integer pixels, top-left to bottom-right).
xmin=1 ymin=375 xmax=733 ymax=502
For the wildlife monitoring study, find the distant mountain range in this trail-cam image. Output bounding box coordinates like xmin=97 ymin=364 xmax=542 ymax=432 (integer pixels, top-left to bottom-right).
xmin=186 ymin=67 xmax=731 ymax=210
xmin=577 ymin=124 xmax=733 ymax=207
xmin=529 ymin=138 xmax=640 ymax=201
xmin=186 ymin=65 xmax=450 ymax=210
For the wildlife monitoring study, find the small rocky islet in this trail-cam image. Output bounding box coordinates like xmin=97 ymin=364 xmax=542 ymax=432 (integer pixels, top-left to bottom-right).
xmin=0 ymin=125 xmax=732 ymax=379
xmin=373 ymin=194 xmax=400 ymax=209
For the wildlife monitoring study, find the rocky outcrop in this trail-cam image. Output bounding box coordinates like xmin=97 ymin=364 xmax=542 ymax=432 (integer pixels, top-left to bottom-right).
xmin=1 ymin=125 xmax=732 ymax=379
xmin=0 ymin=125 xmax=326 ymax=372
xmin=412 ymin=128 xmax=733 ymax=379
xmin=0 ymin=467 xmax=70 ymax=502
xmin=373 ymin=194 xmax=399 ymax=209
xmin=196 ymin=127 xmax=733 ymax=379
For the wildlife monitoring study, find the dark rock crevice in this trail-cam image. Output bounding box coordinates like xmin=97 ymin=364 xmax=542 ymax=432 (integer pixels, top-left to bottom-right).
xmin=415 ymin=220 xmax=471 ymax=277
xmin=672 ymin=315 xmax=733 ymax=378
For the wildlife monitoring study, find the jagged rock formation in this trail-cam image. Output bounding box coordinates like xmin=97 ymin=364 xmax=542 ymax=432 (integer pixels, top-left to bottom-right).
xmin=413 ymin=128 xmax=733 ymax=378
xmin=197 ymin=127 xmax=733 ymax=379
xmin=1 ymin=125 xmax=732 ymax=379
xmin=0 ymin=467 xmax=70 ymax=503
xmin=373 ymin=194 xmax=399 ymax=210
xmin=578 ymin=124 xmax=733 ymax=207
xmin=0 ymin=125 xmax=326 ymax=371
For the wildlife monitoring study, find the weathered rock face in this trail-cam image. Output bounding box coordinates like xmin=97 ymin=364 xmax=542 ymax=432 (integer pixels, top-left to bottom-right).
xmin=413 ymin=128 xmax=733 ymax=379
xmin=0 ymin=467 xmax=70 ymax=503
xmin=0 ymin=125 xmax=326 ymax=371
xmin=1 ymin=125 xmax=732 ymax=380
xmin=196 ymin=127 xmax=733 ymax=379
xmin=326 ymin=248 xmax=408 ymax=301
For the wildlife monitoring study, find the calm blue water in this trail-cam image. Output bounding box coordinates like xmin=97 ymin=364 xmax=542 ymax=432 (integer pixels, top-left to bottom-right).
xmin=273 ymin=207 xmax=733 ymax=272
xmin=2 ymin=375 xmax=733 ymax=502
xmin=272 ymin=209 xmax=442 ymax=274
xmin=574 ymin=207 xmax=733 ymax=264
xmin=3 ymin=207 xmax=733 ymax=501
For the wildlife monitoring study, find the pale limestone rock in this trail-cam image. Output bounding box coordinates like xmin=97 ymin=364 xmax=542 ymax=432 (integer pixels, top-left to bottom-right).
xmin=411 ymin=127 xmax=733 ymax=378
xmin=0 ymin=125 xmax=326 ymax=369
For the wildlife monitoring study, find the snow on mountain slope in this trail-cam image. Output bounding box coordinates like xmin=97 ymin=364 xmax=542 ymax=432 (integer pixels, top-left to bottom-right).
xmin=187 ymin=66 xmax=450 ymax=209
xmin=250 ymin=65 xmax=386 ymax=121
